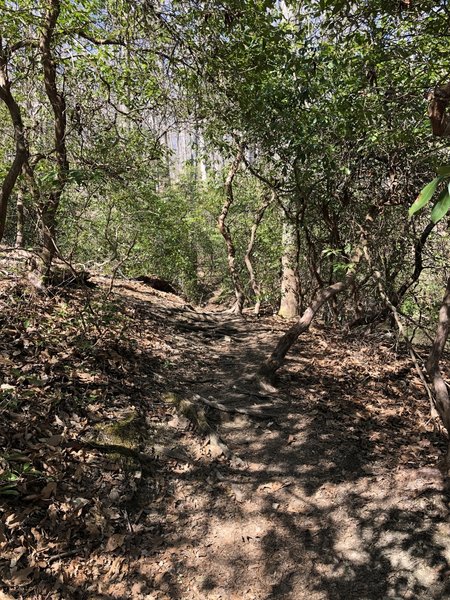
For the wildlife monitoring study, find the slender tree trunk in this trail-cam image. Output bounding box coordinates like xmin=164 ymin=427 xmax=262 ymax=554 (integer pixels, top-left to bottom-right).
xmin=278 ymin=212 xmax=300 ymax=318
xmin=0 ymin=59 xmax=29 ymax=243
xmin=218 ymin=145 xmax=245 ymax=314
xmin=304 ymin=223 xmax=324 ymax=290
xmin=15 ymin=188 xmax=25 ymax=248
xmin=349 ymin=221 xmax=436 ymax=329
xmin=244 ymin=191 xmax=272 ymax=315
xmin=258 ymin=204 xmax=380 ymax=382
xmin=426 ymin=276 xmax=450 ymax=465
xmin=39 ymin=0 xmax=69 ymax=273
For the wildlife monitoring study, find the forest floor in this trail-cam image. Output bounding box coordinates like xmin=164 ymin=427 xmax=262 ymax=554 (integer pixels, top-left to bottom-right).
xmin=1 ymin=260 xmax=450 ymax=599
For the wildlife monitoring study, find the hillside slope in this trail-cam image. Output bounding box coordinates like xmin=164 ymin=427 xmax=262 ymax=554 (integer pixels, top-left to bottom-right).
xmin=1 ymin=270 xmax=449 ymax=600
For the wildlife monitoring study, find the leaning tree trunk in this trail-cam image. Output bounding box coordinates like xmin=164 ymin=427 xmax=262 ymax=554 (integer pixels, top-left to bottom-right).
xmin=244 ymin=192 xmax=272 ymax=315
xmin=258 ymin=204 xmax=380 ymax=382
xmin=0 ymin=57 xmax=29 ymax=243
xmin=218 ymin=145 xmax=245 ymax=314
xmin=278 ymin=212 xmax=301 ymax=318
xmin=39 ymin=0 xmax=69 ymax=273
xmin=426 ymin=277 xmax=450 ymax=466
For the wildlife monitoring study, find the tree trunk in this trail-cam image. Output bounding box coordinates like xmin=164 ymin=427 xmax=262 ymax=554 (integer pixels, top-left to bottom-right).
xmin=278 ymin=213 xmax=300 ymax=318
xmin=349 ymin=221 xmax=436 ymax=329
xmin=428 ymin=81 xmax=450 ymax=137
xmin=258 ymin=204 xmax=380 ymax=382
xmin=218 ymin=145 xmax=245 ymax=314
xmin=0 ymin=60 xmax=29 ymax=243
xmin=39 ymin=0 xmax=69 ymax=273
xmin=15 ymin=188 xmax=25 ymax=248
xmin=244 ymin=192 xmax=272 ymax=315
xmin=426 ymin=276 xmax=450 ymax=465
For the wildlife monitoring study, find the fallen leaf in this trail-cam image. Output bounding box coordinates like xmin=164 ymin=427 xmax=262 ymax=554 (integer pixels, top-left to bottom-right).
xmin=105 ymin=533 xmax=126 ymax=552
xmin=230 ymin=484 xmax=245 ymax=503
xmin=10 ymin=566 xmax=34 ymax=586
xmin=40 ymin=481 xmax=57 ymax=499
xmin=43 ymin=434 xmax=63 ymax=446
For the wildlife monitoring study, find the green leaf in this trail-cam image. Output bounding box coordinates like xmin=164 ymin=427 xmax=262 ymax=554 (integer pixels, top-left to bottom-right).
xmin=409 ymin=177 xmax=442 ymax=217
xmin=437 ymin=165 xmax=450 ymax=177
xmin=0 ymin=482 xmax=18 ymax=492
xmin=431 ymin=186 xmax=450 ymax=224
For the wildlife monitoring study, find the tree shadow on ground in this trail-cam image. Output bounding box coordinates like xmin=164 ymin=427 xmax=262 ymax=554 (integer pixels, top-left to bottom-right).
xmin=2 ymin=289 xmax=450 ymax=599
xmin=151 ymin=322 xmax=450 ymax=600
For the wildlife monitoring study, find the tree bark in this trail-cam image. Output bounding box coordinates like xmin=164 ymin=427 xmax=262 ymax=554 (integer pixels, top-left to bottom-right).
xmin=0 ymin=57 xmax=29 ymax=243
xmin=426 ymin=276 xmax=450 ymax=465
xmin=258 ymin=204 xmax=380 ymax=382
xmin=278 ymin=213 xmax=300 ymax=318
xmin=218 ymin=145 xmax=245 ymax=314
xmin=428 ymin=81 xmax=450 ymax=137
xmin=349 ymin=221 xmax=436 ymax=329
xmin=15 ymin=188 xmax=25 ymax=248
xmin=39 ymin=0 xmax=69 ymax=272
xmin=244 ymin=192 xmax=272 ymax=315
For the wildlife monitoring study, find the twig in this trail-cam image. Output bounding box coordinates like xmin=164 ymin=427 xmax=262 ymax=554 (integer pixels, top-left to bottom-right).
xmin=47 ymin=549 xmax=79 ymax=563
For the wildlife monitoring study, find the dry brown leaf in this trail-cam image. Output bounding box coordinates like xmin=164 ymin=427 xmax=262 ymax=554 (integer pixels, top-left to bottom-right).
xmin=40 ymin=481 xmax=57 ymax=499
xmin=105 ymin=533 xmax=126 ymax=552
xmin=9 ymin=566 xmax=34 ymax=586
xmin=43 ymin=434 xmax=63 ymax=446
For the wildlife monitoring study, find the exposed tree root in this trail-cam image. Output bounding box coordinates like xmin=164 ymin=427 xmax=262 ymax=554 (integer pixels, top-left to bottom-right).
xmin=62 ymin=440 xmax=162 ymax=474
xmin=193 ymin=393 xmax=276 ymax=418
xmin=164 ymin=392 xmax=232 ymax=458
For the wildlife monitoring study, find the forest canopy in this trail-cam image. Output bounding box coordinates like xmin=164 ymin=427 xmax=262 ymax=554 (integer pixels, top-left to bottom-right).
xmin=3 ymin=0 xmax=450 ymax=396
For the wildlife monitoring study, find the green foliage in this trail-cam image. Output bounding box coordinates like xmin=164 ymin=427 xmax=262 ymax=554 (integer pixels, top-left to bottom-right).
xmin=0 ymin=456 xmax=42 ymax=497
xmin=409 ymin=178 xmax=443 ymax=218
xmin=58 ymin=163 xmax=228 ymax=301
xmin=430 ymin=186 xmax=450 ymax=224
xmin=409 ymin=172 xmax=450 ymax=224
xmin=1 ymin=0 xmax=450 ymax=317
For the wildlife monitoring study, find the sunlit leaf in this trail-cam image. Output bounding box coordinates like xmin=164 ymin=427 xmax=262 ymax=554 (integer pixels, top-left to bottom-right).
xmin=431 ymin=185 xmax=450 ymax=224
xmin=437 ymin=165 xmax=450 ymax=177
xmin=408 ymin=177 xmax=442 ymax=217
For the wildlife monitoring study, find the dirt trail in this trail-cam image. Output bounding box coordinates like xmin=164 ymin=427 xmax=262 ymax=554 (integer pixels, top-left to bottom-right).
xmin=2 ymin=278 xmax=450 ymax=599
xmin=105 ymin=281 xmax=450 ymax=600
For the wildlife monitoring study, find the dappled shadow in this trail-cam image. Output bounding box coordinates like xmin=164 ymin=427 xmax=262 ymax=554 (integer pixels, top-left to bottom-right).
xmin=2 ymin=280 xmax=450 ymax=599
xmin=144 ymin=319 xmax=450 ymax=600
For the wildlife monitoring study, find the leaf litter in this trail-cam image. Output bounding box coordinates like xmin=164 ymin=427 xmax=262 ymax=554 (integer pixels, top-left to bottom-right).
xmin=0 ymin=268 xmax=450 ymax=599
